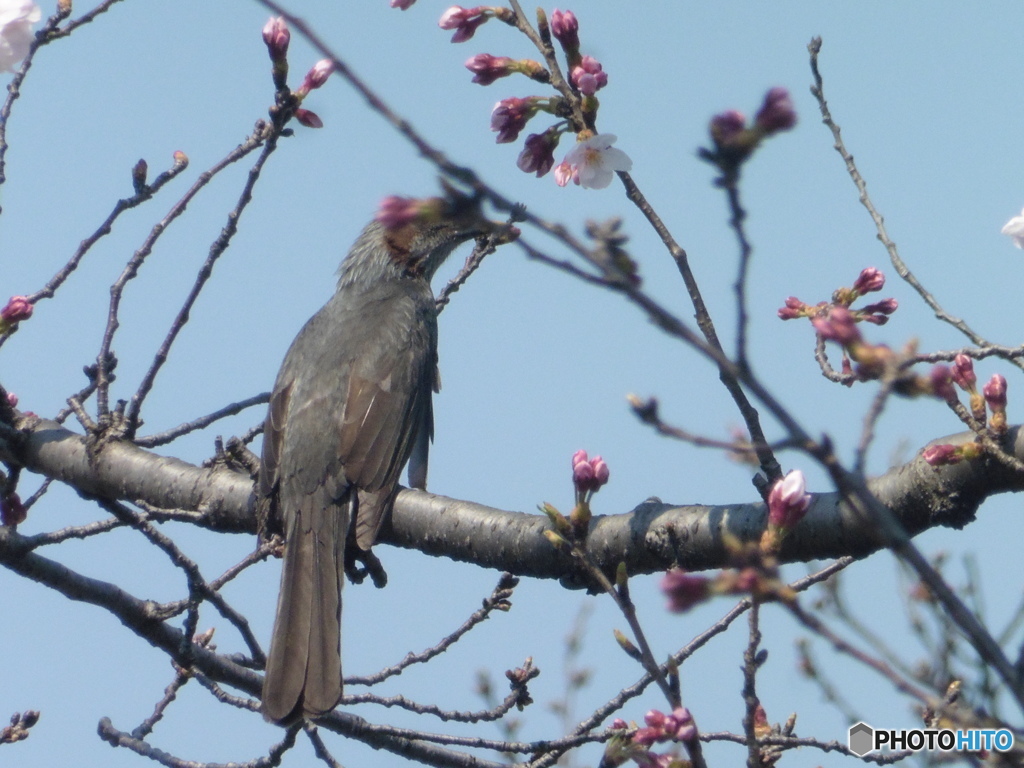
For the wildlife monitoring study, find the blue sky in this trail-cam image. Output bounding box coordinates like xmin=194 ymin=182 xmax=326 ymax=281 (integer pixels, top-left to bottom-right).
xmin=3 ymin=2 xmax=1024 ymax=766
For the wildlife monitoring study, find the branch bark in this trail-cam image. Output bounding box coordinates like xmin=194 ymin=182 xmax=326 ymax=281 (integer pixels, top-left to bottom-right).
xmin=2 ymin=415 xmax=1018 ymax=579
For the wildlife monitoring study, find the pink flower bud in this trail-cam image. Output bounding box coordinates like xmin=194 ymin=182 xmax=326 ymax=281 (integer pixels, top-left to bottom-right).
xmin=661 ymin=569 xmax=712 ymax=613
xmin=591 ymin=456 xmax=609 ymax=487
xmin=922 ymin=444 xmax=960 ymax=466
xmin=610 ymin=718 xmax=628 ymax=730
xmin=983 ymin=373 xmax=1007 ymax=410
xmin=710 ymin=110 xmax=747 ymax=148
xmin=490 ymin=97 xmax=535 ymax=143
xmin=298 ymin=58 xmax=333 ymax=94
xmin=766 ymin=469 xmax=811 ymax=529
xmin=860 ymin=298 xmax=898 ymax=316
xmin=465 ymin=53 xmax=515 ymax=86
xmin=294 ymin=108 xmax=323 ymax=128
xmin=553 ymin=160 xmax=576 ymax=187
xmin=754 ymin=86 xmax=797 ymax=134
xmin=852 ymin=267 xmax=885 ymax=295
xmin=776 ymin=296 xmax=808 ymax=320
xmin=811 ymin=306 xmax=860 ymax=346
xmin=6 ymin=392 xmax=17 ymax=407
xmin=391 ymin=0 xmax=416 ymax=8
xmin=859 ymin=313 xmax=889 ymax=326
xmin=262 ymin=16 xmax=290 ymax=62
xmin=517 ymin=131 xmax=559 ymax=177
xmin=549 ymin=8 xmax=579 ymax=51
xmin=439 ymin=6 xmax=488 ymax=43
xmin=668 ymin=707 xmax=695 ymax=741
xmin=1 ymin=296 xmax=32 ymax=323
xmin=570 ymin=55 xmax=607 ymax=96
xmin=952 ymin=354 xmax=976 ymax=392
xmin=644 ymin=710 xmax=666 ymax=729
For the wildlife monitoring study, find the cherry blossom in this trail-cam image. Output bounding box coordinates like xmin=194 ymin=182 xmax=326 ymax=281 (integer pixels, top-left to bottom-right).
xmin=556 ymin=133 xmax=632 ymax=189
xmin=0 ymin=0 xmax=40 ymax=73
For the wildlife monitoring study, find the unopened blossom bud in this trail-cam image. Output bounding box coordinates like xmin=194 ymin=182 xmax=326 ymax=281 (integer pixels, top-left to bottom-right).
xmin=644 ymin=710 xmax=667 ymax=729
xmin=262 ymin=16 xmax=290 ymax=62
xmin=297 ymin=58 xmax=333 ymax=95
xmin=860 ymin=298 xmax=898 ymax=316
xmin=294 ymin=108 xmax=323 ymax=128
xmin=591 ymin=456 xmax=609 ymax=487
xmin=929 ymin=365 xmax=956 ymax=403
xmin=572 ymin=456 xmax=594 ymax=490
xmin=517 ymin=131 xmax=559 ymax=177
xmin=1 ymin=493 xmax=26 ymax=527
xmin=173 ymin=150 xmax=189 ymax=169
xmin=610 ymin=718 xmax=629 ymax=730
xmin=952 ymin=354 xmax=977 ymax=392
xmin=6 ymin=392 xmax=17 ymax=407
xmin=852 ymin=267 xmax=885 ymax=295
xmin=465 ymin=53 xmax=515 ymax=85
xmin=984 ymin=373 xmax=1008 ymax=434
xmin=777 ymin=296 xmax=809 ymax=320
xmin=439 ymin=6 xmax=488 ymax=43
xmin=766 ymin=470 xmax=811 ymax=529
xmin=709 ymin=110 xmax=747 ymax=148
xmin=375 ymin=195 xmax=423 ymax=229
xmin=553 ymin=160 xmax=576 ymax=187
xmin=667 ymin=707 xmax=696 ymax=742
xmin=570 ymin=55 xmax=607 ymax=96
xmin=859 ymin=313 xmax=889 ymax=326
xmin=811 ymin=306 xmax=860 ymax=346
xmin=661 ymin=569 xmax=712 ymax=613
xmin=922 ymin=443 xmax=961 ymax=467
xmin=1 ymin=295 xmax=32 ymax=324
xmin=549 ymin=8 xmax=579 ymax=52
xmin=391 ymin=0 xmax=416 ymax=8
xmin=983 ymin=373 xmax=1007 ymax=410
xmin=490 ymin=97 xmax=535 ymax=143
xmin=754 ymin=86 xmax=797 ymax=134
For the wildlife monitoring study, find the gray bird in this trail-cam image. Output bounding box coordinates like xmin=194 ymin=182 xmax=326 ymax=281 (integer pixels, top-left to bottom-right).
xmin=258 ymin=193 xmax=508 ymax=723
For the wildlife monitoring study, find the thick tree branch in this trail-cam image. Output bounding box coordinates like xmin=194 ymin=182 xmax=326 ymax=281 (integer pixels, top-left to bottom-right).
xmin=1 ymin=416 xmax=1019 ymax=580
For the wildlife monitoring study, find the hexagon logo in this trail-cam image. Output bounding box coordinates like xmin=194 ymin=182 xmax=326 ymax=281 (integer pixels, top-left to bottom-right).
xmin=848 ymin=721 xmax=874 ymax=756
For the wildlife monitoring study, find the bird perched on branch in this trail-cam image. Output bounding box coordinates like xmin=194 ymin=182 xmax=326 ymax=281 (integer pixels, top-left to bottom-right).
xmin=258 ymin=191 xmax=516 ymax=723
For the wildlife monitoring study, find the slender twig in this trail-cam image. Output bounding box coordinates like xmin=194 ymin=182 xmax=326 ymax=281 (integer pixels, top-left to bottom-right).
xmin=741 ymin=602 xmax=762 ymax=768
xmin=134 ymin=393 xmax=269 ymax=448
xmin=124 ymin=132 xmax=284 ymax=436
xmin=346 ymin=573 xmax=517 ymax=687
xmin=343 ymin=687 xmax=523 ymax=724
xmin=100 ymin=499 xmax=265 ymax=666
xmin=94 ymin=124 xmax=270 ymax=418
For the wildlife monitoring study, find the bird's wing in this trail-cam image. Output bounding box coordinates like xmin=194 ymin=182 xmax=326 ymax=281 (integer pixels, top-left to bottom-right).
xmin=341 ymin=340 xmax=434 ymax=549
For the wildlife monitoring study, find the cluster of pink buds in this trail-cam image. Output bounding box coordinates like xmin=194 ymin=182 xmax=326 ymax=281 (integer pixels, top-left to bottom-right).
xmin=439 ymin=6 xmax=630 ymax=188
xmin=572 ymin=449 xmax=609 ymax=502
xmin=923 ymin=359 xmax=1010 ymax=467
xmin=0 ymin=295 xmax=32 ymax=336
xmin=700 ymin=87 xmax=797 ymax=172
xmin=604 ymin=709 xmax=696 ymax=768
xmin=759 ymin=469 xmax=812 ymax=554
xmin=260 ymin=17 xmax=334 ymax=128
